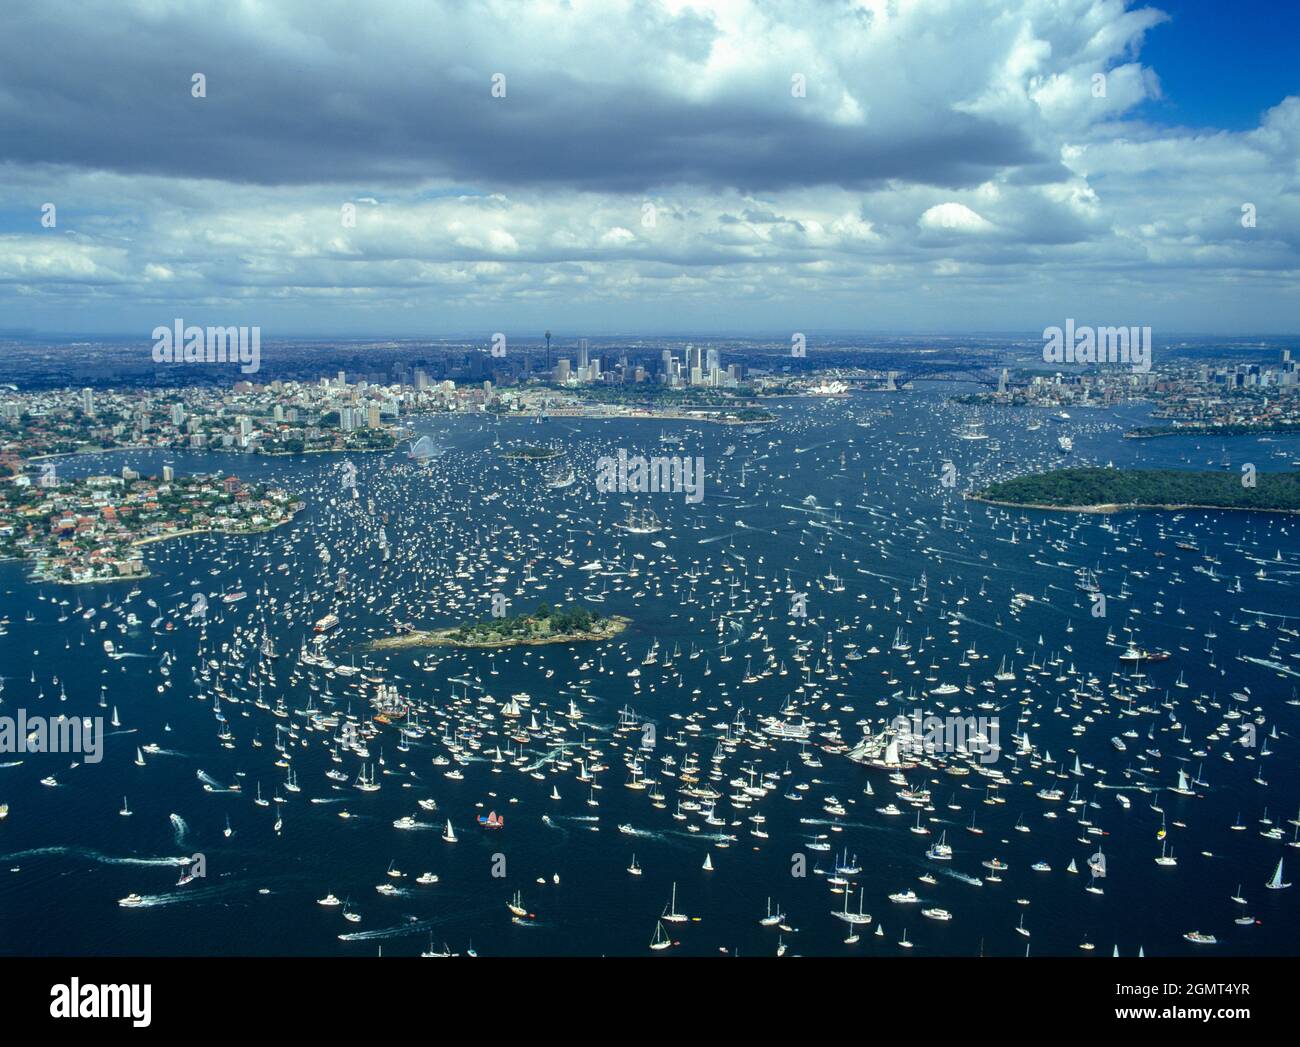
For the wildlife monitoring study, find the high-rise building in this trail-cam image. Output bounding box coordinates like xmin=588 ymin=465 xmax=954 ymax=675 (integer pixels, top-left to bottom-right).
xmin=81 ymin=388 xmax=95 ymax=416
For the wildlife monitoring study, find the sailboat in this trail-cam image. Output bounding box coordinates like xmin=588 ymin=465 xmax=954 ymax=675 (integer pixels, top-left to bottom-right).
xmin=702 ymin=852 xmax=714 ymax=871
xmin=650 ymin=920 xmax=671 ymax=950
xmin=1266 ymin=858 xmax=1291 ymax=890
xmin=442 ymin=819 xmax=457 ymax=842
xmin=119 ymin=796 xmax=132 ymax=817
xmin=662 ymin=882 xmax=687 ymax=923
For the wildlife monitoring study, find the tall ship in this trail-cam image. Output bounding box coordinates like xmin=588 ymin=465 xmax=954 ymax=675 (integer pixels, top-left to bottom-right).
xmin=616 ymin=507 xmax=663 ymax=535
xmin=847 ymin=726 xmax=920 ymax=770
xmin=546 ymin=463 xmax=576 ymax=489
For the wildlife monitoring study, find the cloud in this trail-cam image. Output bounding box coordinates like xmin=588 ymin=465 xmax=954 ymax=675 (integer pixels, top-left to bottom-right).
xmin=0 ymin=0 xmax=1295 ymax=334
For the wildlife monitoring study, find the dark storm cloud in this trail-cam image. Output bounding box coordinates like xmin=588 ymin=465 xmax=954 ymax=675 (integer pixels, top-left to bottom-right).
xmin=0 ymin=1 xmax=1049 ymax=193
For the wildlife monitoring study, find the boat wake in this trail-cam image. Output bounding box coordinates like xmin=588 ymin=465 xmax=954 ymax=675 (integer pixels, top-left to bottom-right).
xmin=337 ymin=909 xmax=495 ymax=941
xmin=170 ymin=813 xmax=189 ymax=847
xmin=0 ymin=846 xmax=191 ymax=867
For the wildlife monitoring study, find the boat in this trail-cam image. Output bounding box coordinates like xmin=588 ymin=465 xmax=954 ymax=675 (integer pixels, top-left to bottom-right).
xmin=662 ymin=882 xmax=688 ymax=923
xmin=650 ymin=920 xmax=672 ymax=951
xmin=1119 ymin=646 xmax=1171 ymax=663
xmin=1183 ymin=931 xmax=1217 ymax=944
xmin=832 ymin=888 xmax=871 ymax=925
xmin=442 ymin=819 xmax=457 ymax=842
xmin=759 ymin=898 xmax=784 ymax=926
xmin=1266 ymin=858 xmax=1291 ymax=890
xmin=118 ymin=894 xmax=145 ymax=907
xmin=314 ymin=613 xmax=339 ymax=633
xmin=617 ymin=508 xmax=664 ymax=535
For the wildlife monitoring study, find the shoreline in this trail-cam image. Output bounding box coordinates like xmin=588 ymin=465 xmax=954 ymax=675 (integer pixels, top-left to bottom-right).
xmin=27 ymin=506 xmax=305 ymax=585
xmin=26 ymin=441 xmax=395 ymax=464
xmin=1125 ymin=426 xmax=1300 ymax=440
xmin=966 ymin=494 xmax=1300 ymax=516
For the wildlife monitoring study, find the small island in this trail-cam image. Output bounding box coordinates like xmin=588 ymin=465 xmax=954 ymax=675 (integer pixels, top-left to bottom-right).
xmin=971 ymin=467 xmax=1300 ymax=514
xmin=370 ymin=602 xmax=630 ymax=650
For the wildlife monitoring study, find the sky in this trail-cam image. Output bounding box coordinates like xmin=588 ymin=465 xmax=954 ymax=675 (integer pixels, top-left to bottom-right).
xmin=0 ymin=0 xmax=1296 ymax=339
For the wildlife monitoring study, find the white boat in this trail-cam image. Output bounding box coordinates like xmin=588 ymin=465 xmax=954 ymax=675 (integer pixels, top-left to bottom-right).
xmin=832 ymin=888 xmax=871 ymax=925
xmin=662 ymin=882 xmax=688 ymax=923
xmin=1266 ymin=858 xmax=1291 ymax=890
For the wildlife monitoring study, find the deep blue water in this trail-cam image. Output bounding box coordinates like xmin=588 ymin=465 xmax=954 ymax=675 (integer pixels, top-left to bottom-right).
xmin=1 ymin=385 xmax=1297 ymax=956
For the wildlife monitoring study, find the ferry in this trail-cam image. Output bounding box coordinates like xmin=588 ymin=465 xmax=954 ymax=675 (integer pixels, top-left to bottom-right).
xmin=314 ymin=614 xmax=339 ymax=633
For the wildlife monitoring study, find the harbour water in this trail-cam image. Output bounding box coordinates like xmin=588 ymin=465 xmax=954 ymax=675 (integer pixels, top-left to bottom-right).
xmin=1 ymin=384 xmax=1297 ymax=956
